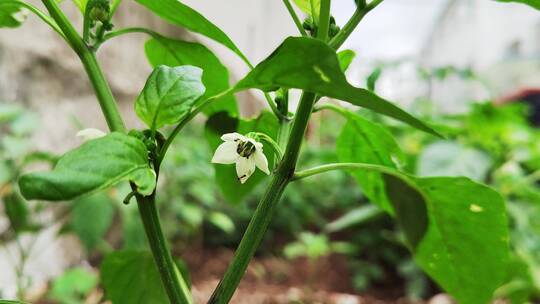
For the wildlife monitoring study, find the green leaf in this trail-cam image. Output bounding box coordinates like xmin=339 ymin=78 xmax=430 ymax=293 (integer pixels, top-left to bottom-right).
xmin=494 ymin=0 xmax=540 ymax=10
xmin=411 ymin=177 xmax=509 ymax=304
xmin=101 ymin=250 xmax=169 ymax=303
xmin=49 ymin=267 xmax=98 ymax=304
xmin=136 ymin=0 xmax=246 ymax=61
xmin=135 ymin=65 xmax=205 ymax=130
xmin=332 ymin=163 xmax=509 ymax=303
xmin=416 ymin=141 xmax=492 ymax=181
xmin=208 ymin=211 xmax=235 ymax=234
xmin=144 ymin=37 xmax=237 ymax=116
xmin=324 ymin=204 xmax=383 ymax=233
xmin=19 ymin=133 xmax=156 ymax=201
xmin=72 ymin=0 xmax=122 ymax=14
xmin=367 ymin=66 xmax=382 ymax=92
xmin=69 ymin=193 xmax=115 ymax=251
xmin=205 ymin=111 xmax=279 ymax=204
xmin=2 ymin=190 xmax=33 ymax=233
xmin=337 ymin=49 xmax=356 ymax=72
xmin=293 ymin=0 xmax=321 ymax=18
xmin=0 ymin=0 xmax=27 ymax=28
xmin=336 ymin=111 xmax=404 ymax=213
xmin=234 ymin=37 xmax=439 ymax=136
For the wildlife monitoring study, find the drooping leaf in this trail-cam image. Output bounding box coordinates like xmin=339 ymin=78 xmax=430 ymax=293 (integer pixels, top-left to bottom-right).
xmin=318 ymin=163 xmax=509 ymax=304
xmin=145 ymin=37 xmax=237 ymax=116
xmin=205 ymin=111 xmax=279 ymax=204
xmin=135 ymin=65 xmax=205 ymax=130
xmin=494 ymin=0 xmax=540 ymax=10
xmin=100 ymin=251 xmax=170 ymax=303
xmin=136 ymin=0 xmax=247 ymax=61
xmin=2 ymin=190 xmax=32 ymax=233
xmin=412 ymin=177 xmax=509 ymax=304
xmin=336 ymin=111 xmax=404 ymax=213
xmin=0 ymin=0 xmax=27 ymax=28
xmin=234 ymin=37 xmax=439 ymax=136
xmin=337 ymin=49 xmax=356 ymax=72
xmin=416 ymin=141 xmax=492 ymax=181
xmin=367 ymin=66 xmax=382 ymax=92
xmin=19 ymin=133 xmax=156 ymax=200
xmin=69 ymin=193 xmax=115 ymax=251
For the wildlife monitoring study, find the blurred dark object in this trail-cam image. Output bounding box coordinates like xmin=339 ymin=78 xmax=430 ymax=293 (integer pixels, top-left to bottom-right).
xmin=498 ymin=88 xmax=540 ymax=126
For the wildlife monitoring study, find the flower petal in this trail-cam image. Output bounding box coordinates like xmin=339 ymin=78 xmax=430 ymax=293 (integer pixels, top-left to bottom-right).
xmin=254 ymin=150 xmax=270 ymax=175
xmin=212 ymin=142 xmax=239 ymax=164
xmin=76 ymin=128 xmax=106 ymax=142
xmin=221 ymin=132 xmax=245 ymax=142
xmin=236 ymin=157 xmax=256 ymax=184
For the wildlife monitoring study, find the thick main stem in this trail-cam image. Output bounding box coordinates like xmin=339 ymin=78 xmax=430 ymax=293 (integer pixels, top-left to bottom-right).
xmin=208 ymin=92 xmax=316 ymax=304
xmin=40 ymin=1 xmax=190 ymax=303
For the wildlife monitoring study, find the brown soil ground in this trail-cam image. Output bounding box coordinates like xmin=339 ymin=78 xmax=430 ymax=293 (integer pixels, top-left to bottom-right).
xmin=183 ymin=249 xmax=425 ymax=304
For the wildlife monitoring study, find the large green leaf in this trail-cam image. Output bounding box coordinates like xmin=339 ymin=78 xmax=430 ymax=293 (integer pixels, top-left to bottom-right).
xmin=69 ymin=193 xmax=115 ymax=251
xmin=234 ymin=37 xmax=439 ymax=136
xmin=205 ymin=111 xmax=279 ymax=204
xmin=135 ymin=65 xmax=205 ymax=130
xmin=101 ymin=251 xmax=169 ymax=303
xmin=0 ymin=0 xmax=26 ymax=28
xmin=411 ymin=177 xmax=509 ymax=304
xmin=495 ymin=0 xmax=540 ymax=10
xmin=144 ymin=37 xmax=237 ymax=116
xmin=136 ymin=0 xmax=246 ymax=61
xmin=336 ymin=111 xmax=404 ymax=213
xmin=19 ymin=133 xmax=156 ymax=200
xmin=313 ymin=163 xmax=509 ymax=303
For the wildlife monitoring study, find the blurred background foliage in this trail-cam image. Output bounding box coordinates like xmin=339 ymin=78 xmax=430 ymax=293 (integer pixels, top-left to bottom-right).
xmin=2 ymin=61 xmax=540 ymax=303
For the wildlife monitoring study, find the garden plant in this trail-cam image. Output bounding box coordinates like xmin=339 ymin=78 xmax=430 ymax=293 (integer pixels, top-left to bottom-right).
xmin=1 ymin=0 xmax=539 ymax=303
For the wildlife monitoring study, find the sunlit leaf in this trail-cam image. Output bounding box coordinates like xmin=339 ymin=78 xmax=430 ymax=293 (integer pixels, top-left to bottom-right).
xmin=135 ymin=65 xmax=205 ymax=130
xmin=235 ymin=37 xmax=439 ymax=136
xmin=293 ymin=0 xmax=321 ymax=19
xmin=145 ymin=37 xmax=237 ymax=116
xmin=19 ymin=133 xmax=156 ymax=200
xmin=136 ymin=0 xmax=247 ymax=61
xmin=337 ymin=49 xmax=356 ymax=72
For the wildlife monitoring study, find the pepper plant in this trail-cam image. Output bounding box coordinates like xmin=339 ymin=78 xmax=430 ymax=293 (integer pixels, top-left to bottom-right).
xmin=0 ymin=0 xmax=536 ymax=303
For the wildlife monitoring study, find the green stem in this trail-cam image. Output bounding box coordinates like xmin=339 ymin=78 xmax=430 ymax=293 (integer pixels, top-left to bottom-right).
xmin=328 ymin=0 xmax=384 ymax=49
xmin=317 ymin=0 xmax=331 ymax=41
xmin=253 ymin=132 xmax=283 ymax=160
xmin=207 ymin=92 xmax=317 ymax=304
xmin=292 ymin=162 xmax=394 ymax=181
xmin=282 ymin=0 xmax=308 ymax=36
xmin=2 ymin=0 xmax=65 ymax=39
xmin=137 ymin=195 xmax=192 ymax=304
xmin=41 ymin=2 xmax=190 ymax=303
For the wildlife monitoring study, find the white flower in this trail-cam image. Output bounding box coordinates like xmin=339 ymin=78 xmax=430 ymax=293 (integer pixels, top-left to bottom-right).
xmin=211 ymin=132 xmax=270 ymax=184
xmin=76 ymin=128 xmax=106 ymax=142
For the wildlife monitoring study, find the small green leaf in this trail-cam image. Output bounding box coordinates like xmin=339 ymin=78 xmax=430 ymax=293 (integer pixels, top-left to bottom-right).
xmin=367 ymin=66 xmax=382 ymax=92
xmin=2 ymin=190 xmax=32 ymax=233
xmin=136 ymin=0 xmax=247 ymax=61
xmin=337 ymin=49 xmax=356 ymax=72
xmin=293 ymin=0 xmax=321 ymax=18
xmin=144 ymin=37 xmax=237 ymax=116
xmin=205 ymin=111 xmax=279 ymax=204
xmin=49 ymin=267 xmax=98 ymax=304
xmin=235 ymin=37 xmax=439 ymax=136
xmin=0 ymin=0 xmax=27 ymax=28
xmin=19 ymin=133 xmax=156 ymax=200
xmin=101 ymin=251 xmax=169 ymax=303
xmin=494 ymin=0 xmax=540 ymax=10
xmin=69 ymin=193 xmax=115 ymax=251
xmin=208 ymin=211 xmax=235 ymax=234
xmin=336 ymin=111 xmax=404 ymax=213
xmin=135 ymin=65 xmax=205 ymax=130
